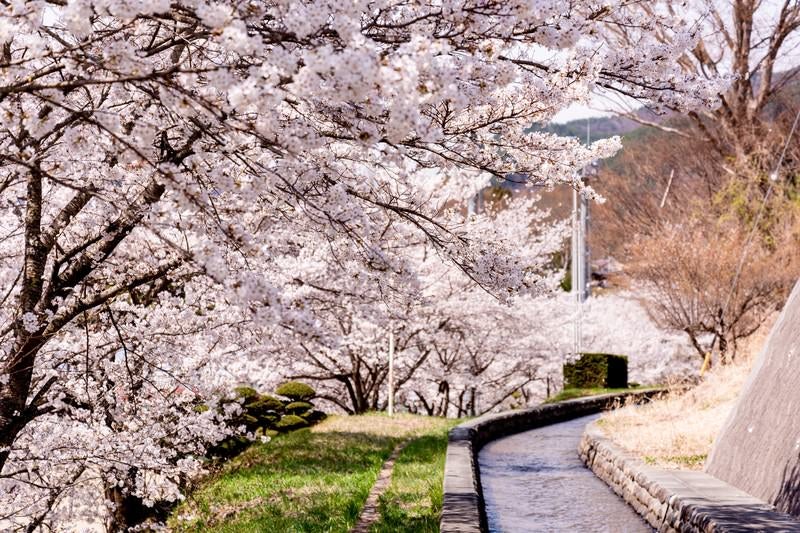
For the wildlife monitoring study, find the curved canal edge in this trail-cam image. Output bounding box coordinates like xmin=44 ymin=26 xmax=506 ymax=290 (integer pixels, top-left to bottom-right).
xmin=480 ymin=414 xmax=652 ymax=532
xmin=439 ymin=390 xmax=662 ymax=533
xmin=579 ymin=422 xmax=800 ymax=533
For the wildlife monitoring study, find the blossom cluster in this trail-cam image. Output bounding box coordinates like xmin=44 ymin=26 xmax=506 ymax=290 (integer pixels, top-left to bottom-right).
xmin=0 ymin=0 xmax=716 ymax=527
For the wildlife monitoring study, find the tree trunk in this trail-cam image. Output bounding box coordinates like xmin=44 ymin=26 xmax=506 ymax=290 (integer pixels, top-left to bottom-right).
xmin=0 ymin=334 xmax=47 ymax=471
xmin=104 ymin=469 xmax=154 ymax=532
xmin=718 ymin=335 xmax=730 ymax=365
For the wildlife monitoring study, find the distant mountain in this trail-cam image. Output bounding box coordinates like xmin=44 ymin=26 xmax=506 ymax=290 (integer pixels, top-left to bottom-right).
xmin=527 ymin=108 xmax=665 ymax=144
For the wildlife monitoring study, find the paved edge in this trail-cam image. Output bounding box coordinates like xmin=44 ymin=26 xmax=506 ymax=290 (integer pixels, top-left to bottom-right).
xmin=439 ymin=389 xmax=663 ymax=533
xmin=579 ymin=422 xmax=800 ymax=533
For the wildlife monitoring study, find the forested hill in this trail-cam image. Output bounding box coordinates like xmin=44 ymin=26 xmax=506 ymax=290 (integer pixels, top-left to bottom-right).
xmin=527 ymin=108 xmax=664 ymax=143
xmin=531 ymin=115 xmax=641 ymax=142
xmin=535 ymin=66 xmax=800 ymax=144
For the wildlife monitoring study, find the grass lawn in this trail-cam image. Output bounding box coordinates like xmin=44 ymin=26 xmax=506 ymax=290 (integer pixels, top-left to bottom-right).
xmin=169 ymin=413 xmax=459 ymax=532
xmin=371 ymin=425 xmax=453 ymax=532
xmin=543 ymin=385 xmax=654 ymax=404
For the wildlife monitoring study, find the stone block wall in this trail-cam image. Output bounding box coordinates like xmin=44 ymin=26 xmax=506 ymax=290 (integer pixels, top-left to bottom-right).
xmin=580 ymin=422 xmax=800 ymax=532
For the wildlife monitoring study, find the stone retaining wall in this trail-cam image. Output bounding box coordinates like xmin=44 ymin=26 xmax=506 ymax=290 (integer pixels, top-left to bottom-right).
xmin=580 ymin=422 xmax=800 ymax=532
xmin=440 ymin=390 xmax=663 ymax=533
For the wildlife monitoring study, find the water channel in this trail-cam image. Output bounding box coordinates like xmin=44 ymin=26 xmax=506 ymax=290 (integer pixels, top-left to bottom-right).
xmin=479 ymin=414 xmax=653 ymax=532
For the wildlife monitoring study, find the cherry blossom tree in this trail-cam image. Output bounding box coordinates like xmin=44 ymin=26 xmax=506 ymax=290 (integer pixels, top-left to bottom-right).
xmin=0 ymin=1 xmax=719 ymax=528
xmin=256 ymin=196 xmax=567 ymax=416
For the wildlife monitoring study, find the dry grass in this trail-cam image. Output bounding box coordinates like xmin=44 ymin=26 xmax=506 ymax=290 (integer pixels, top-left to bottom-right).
xmin=597 ymin=318 xmax=775 ymax=470
xmin=312 ymin=412 xmax=455 ymax=439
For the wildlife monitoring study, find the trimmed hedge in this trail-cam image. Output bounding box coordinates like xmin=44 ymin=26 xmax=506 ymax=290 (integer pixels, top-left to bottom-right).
xmin=285 ymin=401 xmax=314 ymax=415
xmin=208 ymin=381 xmax=325 ymax=459
xmin=248 ymin=395 xmax=285 ymax=415
xmin=563 ymin=352 xmax=628 ymax=389
xmin=233 ymin=386 xmax=259 ymax=402
xmin=275 ymin=381 xmax=316 ymax=401
xmin=275 ymin=414 xmax=309 ymax=431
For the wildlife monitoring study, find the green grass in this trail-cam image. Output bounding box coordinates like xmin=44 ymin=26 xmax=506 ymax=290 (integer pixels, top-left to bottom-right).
xmin=644 ymin=454 xmax=707 ymax=468
xmin=169 ymin=414 xmax=458 ymax=532
xmin=371 ymin=424 xmax=457 ymax=533
xmin=544 ymin=386 xmax=653 ymax=404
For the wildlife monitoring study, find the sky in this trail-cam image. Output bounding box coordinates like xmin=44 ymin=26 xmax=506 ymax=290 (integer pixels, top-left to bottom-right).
xmin=552 ymin=103 xmax=614 ymax=124
xmin=551 ymin=87 xmax=644 ymax=124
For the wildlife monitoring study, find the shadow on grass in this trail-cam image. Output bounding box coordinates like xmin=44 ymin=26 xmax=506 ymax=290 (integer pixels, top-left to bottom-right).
xmin=370 ymin=429 xmax=450 ymax=533
xmin=371 ymin=505 xmax=439 ymax=533
xmin=171 ymin=429 xmax=399 ymax=533
xmin=394 ymin=434 xmax=446 ymax=466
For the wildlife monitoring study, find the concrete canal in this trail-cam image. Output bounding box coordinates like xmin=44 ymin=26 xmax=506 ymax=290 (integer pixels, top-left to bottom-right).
xmin=479 ymin=414 xmax=653 ymax=532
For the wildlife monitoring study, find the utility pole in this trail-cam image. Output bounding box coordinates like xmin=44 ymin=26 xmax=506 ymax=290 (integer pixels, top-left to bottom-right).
xmin=571 ymin=118 xmax=593 ymax=360
xmin=467 ymin=190 xmax=483 ymax=216
xmin=571 ymin=185 xmax=586 ymax=358
xmin=388 ymin=331 xmax=395 ymax=416
xmin=571 ymin=183 xmax=582 ymax=360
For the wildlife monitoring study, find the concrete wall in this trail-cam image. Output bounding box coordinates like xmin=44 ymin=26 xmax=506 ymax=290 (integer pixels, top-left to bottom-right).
xmin=440 ymin=390 xmax=662 ymax=533
xmin=581 ymin=422 xmax=800 ymax=532
xmin=707 ymin=280 xmax=800 ymax=516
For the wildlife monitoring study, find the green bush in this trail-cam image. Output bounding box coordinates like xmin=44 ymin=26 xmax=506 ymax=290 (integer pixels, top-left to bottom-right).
xmin=258 ymin=412 xmax=281 ymax=427
xmin=560 ymin=268 xmax=572 ymax=292
xmin=285 ymin=401 xmax=314 ymax=414
xmin=233 ymin=386 xmax=259 ymax=402
xmin=247 ymin=395 xmax=285 ymax=417
xmin=276 ymin=414 xmax=309 ymax=431
xmin=209 ymin=382 xmax=325 ymax=459
xmin=275 ymin=381 xmax=316 ymax=401
xmin=563 ymin=352 xmax=628 ymax=389
xmin=240 ymin=413 xmax=260 ymax=430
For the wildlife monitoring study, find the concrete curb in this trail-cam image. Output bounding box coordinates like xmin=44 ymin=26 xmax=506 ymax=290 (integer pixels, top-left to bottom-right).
xmin=440 ymin=389 xmax=663 ymax=533
xmin=579 ymin=422 xmax=800 ymax=532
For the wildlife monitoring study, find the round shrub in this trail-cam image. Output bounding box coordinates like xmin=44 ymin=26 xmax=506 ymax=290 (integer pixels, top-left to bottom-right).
xmin=246 ymin=396 xmax=284 ymax=418
xmin=252 ymin=412 xmax=280 ymax=430
xmin=240 ymin=413 xmax=260 ymax=430
xmin=285 ymin=401 xmax=314 ymax=415
xmin=259 ymin=394 xmax=285 ymax=412
xmin=275 ymin=414 xmax=309 ymax=431
xmin=233 ymin=386 xmax=259 ymax=402
xmin=275 ymin=382 xmax=316 ymax=401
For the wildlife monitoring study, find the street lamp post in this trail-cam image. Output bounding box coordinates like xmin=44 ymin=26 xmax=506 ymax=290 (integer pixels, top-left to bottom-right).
xmin=388 ymin=331 xmax=395 ymax=416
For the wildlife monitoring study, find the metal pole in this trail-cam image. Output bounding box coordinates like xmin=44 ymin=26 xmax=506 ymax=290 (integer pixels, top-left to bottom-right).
xmin=467 ymin=192 xmax=478 ymax=216
xmin=570 ymin=117 xmax=593 ymax=362
xmin=572 ymin=186 xmax=580 ymax=360
xmin=581 ymin=189 xmax=590 ymax=300
xmin=388 ymin=331 xmax=395 ymax=416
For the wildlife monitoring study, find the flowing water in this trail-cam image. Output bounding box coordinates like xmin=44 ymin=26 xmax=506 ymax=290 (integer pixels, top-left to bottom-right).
xmin=479 ymin=414 xmax=653 ymax=533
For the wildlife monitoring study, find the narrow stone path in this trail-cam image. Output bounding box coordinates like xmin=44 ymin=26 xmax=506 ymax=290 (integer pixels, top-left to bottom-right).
xmin=350 ymin=440 xmax=408 ymax=533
